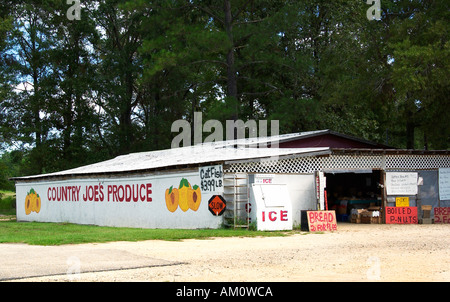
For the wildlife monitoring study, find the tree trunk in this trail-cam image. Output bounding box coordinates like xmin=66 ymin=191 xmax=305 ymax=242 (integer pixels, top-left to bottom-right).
xmin=405 ymin=93 xmax=415 ymax=149
xmin=32 ymin=70 xmax=41 ymax=148
xmin=406 ymin=119 xmax=415 ymax=149
xmin=223 ymin=0 xmax=238 ymax=121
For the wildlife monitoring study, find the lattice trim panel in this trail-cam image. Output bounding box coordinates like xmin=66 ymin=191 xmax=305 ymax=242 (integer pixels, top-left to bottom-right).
xmin=225 ymin=154 xmax=450 ymax=174
xmin=385 ymin=155 xmax=450 ymax=170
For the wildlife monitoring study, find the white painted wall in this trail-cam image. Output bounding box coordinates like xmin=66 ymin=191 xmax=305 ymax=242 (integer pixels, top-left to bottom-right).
xmin=16 ymin=169 xmax=223 ymax=229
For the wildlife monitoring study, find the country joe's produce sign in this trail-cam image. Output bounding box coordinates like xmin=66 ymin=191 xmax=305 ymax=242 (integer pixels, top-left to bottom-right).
xmin=47 ymin=183 xmax=152 ymax=203
xmin=17 ymin=166 xmax=225 ymax=229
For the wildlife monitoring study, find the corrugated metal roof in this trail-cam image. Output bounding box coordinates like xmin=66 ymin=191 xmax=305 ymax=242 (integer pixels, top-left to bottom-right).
xmin=13 ymin=129 xmax=448 ymax=181
xmin=13 ymin=138 xmax=330 ymax=180
xmin=230 ymin=129 xmax=392 ymax=148
xmin=233 ymin=130 xmax=329 ymax=146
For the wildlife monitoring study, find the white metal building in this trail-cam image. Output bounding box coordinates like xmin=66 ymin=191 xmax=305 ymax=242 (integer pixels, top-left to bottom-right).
xmin=13 ymin=130 xmax=450 ymax=230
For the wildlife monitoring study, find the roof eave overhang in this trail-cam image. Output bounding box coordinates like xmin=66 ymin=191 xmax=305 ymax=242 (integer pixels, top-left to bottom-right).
xmin=224 ymin=148 xmax=332 ymax=165
xmin=330 ymin=148 xmax=450 ymax=155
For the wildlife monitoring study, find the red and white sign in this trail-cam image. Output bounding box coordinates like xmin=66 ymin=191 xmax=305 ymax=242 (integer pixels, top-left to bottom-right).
xmin=385 ymin=207 xmax=418 ymax=224
xmin=251 ymin=184 xmax=292 ymax=231
xmin=315 ymin=172 xmax=326 ymax=210
xmin=16 ymin=171 xmax=223 ymax=229
xmin=261 ymin=210 xmax=289 ymax=223
xmin=434 ymin=207 xmax=450 ymax=224
xmin=307 ymin=210 xmax=337 ymax=232
xmin=254 ymin=174 xmax=274 ymax=184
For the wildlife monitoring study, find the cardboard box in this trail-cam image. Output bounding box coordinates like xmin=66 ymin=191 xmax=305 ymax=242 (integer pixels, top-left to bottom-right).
xmin=350 ymin=209 xmax=362 ymax=223
xmin=368 ymin=206 xmax=382 ymax=211
xmin=361 ymin=210 xmax=381 ymax=218
xmin=350 ymin=208 xmax=382 ymax=223
xmin=361 ymin=216 xmax=370 ymax=224
xmin=361 ymin=216 xmax=381 ymax=224
xmin=350 ymin=214 xmax=361 ymax=223
xmin=422 ymin=205 xmax=432 ymax=219
xmin=419 ymin=218 xmax=433 ymax=224
xmin=360 ymin=211 xmax=371 ymax=217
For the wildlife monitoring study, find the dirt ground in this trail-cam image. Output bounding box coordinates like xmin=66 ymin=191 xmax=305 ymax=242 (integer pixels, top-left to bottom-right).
xmin=11 ymin=223 xmax=450 ymax=282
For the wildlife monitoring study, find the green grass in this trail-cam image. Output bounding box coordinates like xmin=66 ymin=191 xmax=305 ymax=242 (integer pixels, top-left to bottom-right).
xmin=0 ymin=219 xmax=290 ymax=246
xmin=0 ymin=190 xmax=16 ymax=215
xmin=0 ymin=190 xmax=292 ymax=245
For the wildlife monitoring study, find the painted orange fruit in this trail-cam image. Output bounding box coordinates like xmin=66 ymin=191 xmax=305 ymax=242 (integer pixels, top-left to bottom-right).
xmin=30 ymin=193 xmax=37 ymax=212
xmin=165 ymin=186 xmax=179 ymax=213
xmin=25 ymin=195 xmax=32 ymax=215
xmin=25 ymin=189 xmax=41 ymax=215
xmin=178 ymin=178 xmax=191 ymax=212
xmin=35 ymin=195 xmax=41 ymax=213
xmin=188 ymin=185 xmax=201 ymax=211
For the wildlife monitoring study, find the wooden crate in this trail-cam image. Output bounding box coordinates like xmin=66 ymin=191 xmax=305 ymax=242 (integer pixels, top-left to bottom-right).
xmin=361 ymin=216 xmax=381 ymax=224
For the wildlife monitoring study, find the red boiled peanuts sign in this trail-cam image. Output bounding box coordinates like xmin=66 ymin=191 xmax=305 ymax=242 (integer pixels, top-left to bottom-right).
xmin=385 ymin=206 xmax=418 ymax=224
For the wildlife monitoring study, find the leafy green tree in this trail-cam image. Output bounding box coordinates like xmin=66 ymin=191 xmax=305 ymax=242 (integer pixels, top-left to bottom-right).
xmin=4 ymin=0 xmax=57 ymax=174
xmin=0 ymin=1 xmax=15 ymax=152
xmin=43 ymin=0 xmax=102 ymax=170
xmin=0 ymin=0 xmax=448 ymax=179
xmin=388 ymin=0 xmax=449 ymax=149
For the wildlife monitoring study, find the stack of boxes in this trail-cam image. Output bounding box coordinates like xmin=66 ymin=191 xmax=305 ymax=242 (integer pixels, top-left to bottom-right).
xmin=350 ymin=209 xmax=363 ymax=223
xmin=350 ymin=207 xmax=382 ymax=224
xmin=420 ymin=205 xmax=432 ymax=224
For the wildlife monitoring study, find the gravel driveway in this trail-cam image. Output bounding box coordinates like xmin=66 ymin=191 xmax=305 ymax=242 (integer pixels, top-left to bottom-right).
xmin=3 ymin=223 xmax=449 ymax=282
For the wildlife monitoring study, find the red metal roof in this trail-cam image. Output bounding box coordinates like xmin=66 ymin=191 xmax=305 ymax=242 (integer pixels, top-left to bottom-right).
xmin=277 ymin=130 xmax=391 ymax=149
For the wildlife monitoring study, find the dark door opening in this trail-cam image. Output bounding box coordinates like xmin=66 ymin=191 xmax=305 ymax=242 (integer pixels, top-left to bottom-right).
xmin=325 ymin=170 xmax=382 ymax=221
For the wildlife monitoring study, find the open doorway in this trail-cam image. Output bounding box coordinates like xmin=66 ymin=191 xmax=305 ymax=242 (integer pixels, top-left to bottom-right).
xmin=325 ymin=170 xmax=382 ymax=221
